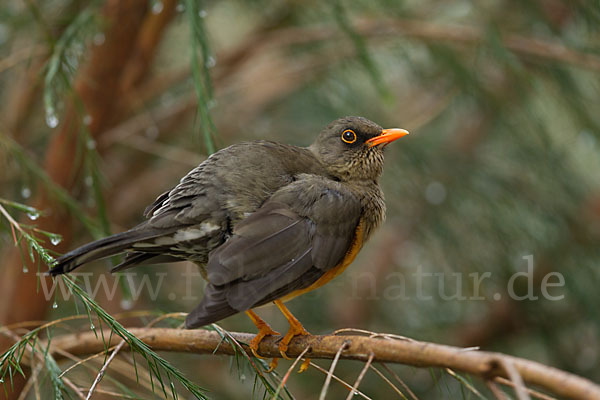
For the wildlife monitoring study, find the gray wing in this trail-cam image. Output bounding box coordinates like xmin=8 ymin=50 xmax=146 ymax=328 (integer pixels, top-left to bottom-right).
xmin=185 ymin=174 xmax=361 ymax=328
xmin=51 ymin=142 xmax=321 ymax=276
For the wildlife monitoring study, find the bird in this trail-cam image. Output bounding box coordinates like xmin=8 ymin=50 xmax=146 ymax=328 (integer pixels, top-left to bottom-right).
xmin=49 ymin=116 xmax=409 ymax=371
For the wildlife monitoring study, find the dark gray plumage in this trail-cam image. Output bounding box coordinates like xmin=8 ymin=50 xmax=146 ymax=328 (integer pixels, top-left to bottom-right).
xmin=50 ymin=116 xmax=406 ymax=329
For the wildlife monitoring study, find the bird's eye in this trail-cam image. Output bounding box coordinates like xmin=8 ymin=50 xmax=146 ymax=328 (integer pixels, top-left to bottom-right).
xmin=341 ymin=129 xmax=357 ymax=144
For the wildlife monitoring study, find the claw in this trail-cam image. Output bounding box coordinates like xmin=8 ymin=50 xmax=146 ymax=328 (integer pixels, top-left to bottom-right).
xmin=298 ymin=358 xmax=310 ymax=373
xmin=274 ymin=300 xmax=312 ymax=373
xmin=266 ymin=358 xmax=279 ymax=372
xmin=278 ymin=323 xmax=309 ymax=359
xmin=245 ymin=310 xmax=280 ymax=369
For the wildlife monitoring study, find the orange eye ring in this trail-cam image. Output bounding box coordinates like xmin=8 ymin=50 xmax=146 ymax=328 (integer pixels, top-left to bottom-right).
xmin=341 ymin=129 xmax=357 ymax=144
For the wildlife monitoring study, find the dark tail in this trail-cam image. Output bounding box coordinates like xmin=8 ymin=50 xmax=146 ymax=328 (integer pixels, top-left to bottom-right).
xmin=184 ymin=284 xmax=238 ymax=328
xmin=49 ymin=227 xmax=165 ymax=276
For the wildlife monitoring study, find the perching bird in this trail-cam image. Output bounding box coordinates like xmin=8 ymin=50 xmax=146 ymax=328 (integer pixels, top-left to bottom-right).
xmin=50 ymin=116 xmax=408 ymax=371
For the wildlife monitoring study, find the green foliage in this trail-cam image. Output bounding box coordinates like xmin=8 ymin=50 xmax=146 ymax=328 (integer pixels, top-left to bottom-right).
xmin=0 ymin=275 xmax=209 ymax=399
xmin=0 ymin=135 xmax=101 ymax=237
xmin=185 ymin=0 xmax=218 ymax=154
xmin=43 ymin=9 xmax=98 ymax=128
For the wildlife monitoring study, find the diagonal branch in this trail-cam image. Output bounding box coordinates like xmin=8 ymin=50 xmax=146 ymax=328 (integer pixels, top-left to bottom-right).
xmin=45 ymin=328 xmax=600 ymax=400
xmin=85 ymin=339 xmax=126 ymax=400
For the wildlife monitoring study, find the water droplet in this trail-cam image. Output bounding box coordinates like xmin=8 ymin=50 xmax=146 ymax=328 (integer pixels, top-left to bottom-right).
xmin=176 ymin=3 xmax=184 ymax=12
xmin=50 ymin=235 xmax=62 ymax=246
xmin=27 ymin=211 xmax=40 ymax=220
xmin=205 ymin=56 xmax=216 ymax=68
xmin=22 ymin=265 xmax=29 ymax=273
xmin=198 ymin=9 xmax=207 ymax=18
xmin=120 ymin=299 xmax=133 ymax=310
xmin=86 ymin=139 xmax=96 ymax=150
xmin=83 ymin=115 xmax=92 ymax=126
xmin=45 ymin=111 xmax=59 ymax=128
xmin=93 ymin=33 xmax=105 ymax=46
xmin=425 ymin=181 xmax=447 ymax=205
xmin=240 ymin=374 xmax=246 ymax=382
xmin=0 ymin=378 xmax=3 ymax=383
xmin=52 ymin=301 xmax=58 ymax=309
xmin=90 ymin=322 xmax=95 ymax=330
xmin=152 ymin=1 xmax=163 ymax=14
xmin=21 ymin=187 xmax=31 ymax=199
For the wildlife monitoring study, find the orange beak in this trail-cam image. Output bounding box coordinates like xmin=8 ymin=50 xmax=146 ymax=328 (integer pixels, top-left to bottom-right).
xmin=366 ymin=128 xmax=409 ymax=147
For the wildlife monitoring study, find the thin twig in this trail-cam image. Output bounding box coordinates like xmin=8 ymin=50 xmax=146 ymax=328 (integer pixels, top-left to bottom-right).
xmin=368 ymin=364 xmax=409 ymax=400
xmin=495 ymin=377 xmax=558 ymax=400
xmin=0 ymin=203 xmax=27 ymax=236
xmin=0 ymin=45 xmax=46 ymax=74
xmin=58 ymin=349 xmax=113 ymax=379
xmin=446 ymin=368 xmax=486 ymax=399
xmin=2 ymin=327 xmax=87 ymax=400
xmin=17 ymin=360 xmax=43 ymax=400
xmin=146 ymin=312 xmax=188 ymax=327
xmin=487 ymin=380 xmax=510 ymax=400
xmin=332 ymin=327 xmax=414 ymax=342
xmin=272 ymin=346 xmax=311 ymax=400
xmin=53 ymin=345 xmax=158 ymax=397
xmin=333 ymin=328 xmax=381 ymax=336
xmin=345 ymin=352 xmax=374 ymax=400
xmin=85 ymin=340 xmax=127 ymax=400
xmin=62 ymin=377 xmax=87 ymax=400
xmin=308 ymin=362 xmax=372 ymax=400
xmin=79 ymin=387 xmax=139 ymax=399
xmin=500 ymin=358 xmax=531 ymax=400
xmin=319 ymin=341 xmax=350 ymax=400
xmin=380 ymin=363 xmax=420 ymax=400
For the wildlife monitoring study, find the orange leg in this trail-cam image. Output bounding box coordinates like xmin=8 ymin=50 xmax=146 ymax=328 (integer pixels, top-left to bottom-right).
xmin=274 ymin=300 xmax=311 ymax=372
xmin=245 ymin=309 xmax=280 ymax=371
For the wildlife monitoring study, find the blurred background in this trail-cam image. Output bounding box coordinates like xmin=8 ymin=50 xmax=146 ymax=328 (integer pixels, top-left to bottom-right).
xmin=1 ymin=0 xmax=600 ymax=398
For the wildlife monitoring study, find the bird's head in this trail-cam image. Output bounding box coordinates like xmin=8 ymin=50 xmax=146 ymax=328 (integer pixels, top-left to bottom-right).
xmin=309 ymin=116 xmax=409 ymax=181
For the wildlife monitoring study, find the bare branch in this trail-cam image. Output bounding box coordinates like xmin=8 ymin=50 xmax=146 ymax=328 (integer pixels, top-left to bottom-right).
xmin=320 ymin=341 xmax=350 ymax=400
xmin=380 ymin=363 xmax=419 ymax=400
xmin=345 ymin=353 xmax=374 ymax=400
xmin=500 ymin=358 xmax=531 ymax=400
xmin=308 ymin=361 xmax=373 ymax=400
xmin=494 ymin=377 xmax=558 ymax=400
xmin=45 ymin=328 xmax=600 ymax=400
xmin=85 ymin=340 xmax=127 ymax=400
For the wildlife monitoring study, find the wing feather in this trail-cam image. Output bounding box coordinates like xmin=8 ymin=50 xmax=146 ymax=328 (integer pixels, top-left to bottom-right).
xmin=191 ymin=174 xmax=362 ymax=323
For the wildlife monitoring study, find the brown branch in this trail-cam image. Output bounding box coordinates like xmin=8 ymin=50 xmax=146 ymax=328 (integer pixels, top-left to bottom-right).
xmin=251 ymin=18 xmax=600 ymax=72
xmin=85 ymin=339 xmax=126 ymax=400
xmin=47 ymin=328 xmax=600 ymax=400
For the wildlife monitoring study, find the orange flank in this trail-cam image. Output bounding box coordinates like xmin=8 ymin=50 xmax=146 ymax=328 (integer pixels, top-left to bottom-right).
xmin=280 ymin=221 xmax=364 ymax=302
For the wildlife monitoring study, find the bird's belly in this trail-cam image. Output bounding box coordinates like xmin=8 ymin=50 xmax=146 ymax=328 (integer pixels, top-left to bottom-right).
xmin=278 ymin=222 xmax=364 ymax=303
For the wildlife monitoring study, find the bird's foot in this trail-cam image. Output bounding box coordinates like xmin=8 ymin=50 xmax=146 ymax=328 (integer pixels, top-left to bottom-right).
xmin=249 ymin=325 xmax=280 ymax=359
xmin=278 ymin=324 xmax=311 ymax=372
xmin=278 ymin=322 xmax=309 ymax=358
xmin=246 ymin=310 xmax=280 ymax=371
xmin=273 ymin=300 xmax=312 ymax=372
